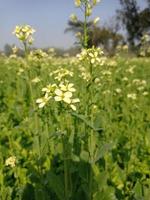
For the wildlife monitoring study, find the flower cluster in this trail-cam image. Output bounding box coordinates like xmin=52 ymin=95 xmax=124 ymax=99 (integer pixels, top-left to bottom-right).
xmin=12 ymin=46 xmax=18 ymax=54
xmin=132 ymin=78 xmax=149 ymax=95
xmin=116 ymin=44 xmax=129 ymax=56
xmin=17 ymin=68 xmax=24 ymax=76
xmin=50 ymin=67 xmax=73 ymax=81
xmin=115 ymin=88 xmax=122 ymax=94
xmin=70 ymin=14 xmax=78 ymax=23
xmin=77 ymin=47 xmax=104 ymax=65
xmin=127 ymin=93 xmax=137 ymax=100
xmin=126 ymin=65 xmax=136 ymax=74
xmin=13 ymin=25 xmax=35 ymax=45
xmin=139 ymin=34 xmax=150 ymax=57
xmin=80 ymin=69 xmax=91 ymax=82
xmin=71 ymin=0 xmax=101 ymax=47
xmin=28 ymin=49 xmax=48 ymax=61
xmin=74 ymin=0 xmax=101 ymax=16
xmin=133 ymin=79 xmax=146 ymax=88
xmin=5 ymin=156 xmax=16 ymax=168
xmin=31 ymin=77 xmax=41 ymax=84
xmin=36 ymin=81 xmax=80 ymax=111
xmin=48 ymin=48 xmax=56 ymax=57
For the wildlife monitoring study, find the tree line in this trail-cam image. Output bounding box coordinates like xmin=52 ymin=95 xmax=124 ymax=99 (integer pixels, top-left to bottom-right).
xmin=2 ymin=0 xmax=150 ymax=56
xmin=66 ymin=0 xmax=150 ymax=54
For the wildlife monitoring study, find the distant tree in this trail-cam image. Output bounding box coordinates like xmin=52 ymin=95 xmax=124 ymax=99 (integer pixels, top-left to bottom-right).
xmin=139 ymin=8 xmax=150 ymax=32
xmin=4 ymin=44 xmax=12 ymax=56
xmin=146 ymin=0 xmax=150 ymax=8
xmin=117 ymin=0 xmax=150 ymax=48
xmin=117 ymin=0 xmax=141 ymax=47
xmin=88 ymin=26 xmax=123 ymax=52
xmin=65 ymin=20 xmax=124 ymax=54
xmin=65 ymin=20 xmax=93 ymax=47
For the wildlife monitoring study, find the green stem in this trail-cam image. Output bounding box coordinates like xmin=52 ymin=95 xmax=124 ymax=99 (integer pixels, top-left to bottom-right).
xmin=83 ymin=1 xmax=88 ymax=48
xmin=89 ymin=165 xmax=93 ymax=200
xmin=23 ymin=40 xmax=40 ymax=179
xmin=23 ymin=41 xmax=28 ymax=59
xmin=88 ymin=63 xmax=94 ymax=200
xmin=63 ymin=138 xmax=69 ymax=200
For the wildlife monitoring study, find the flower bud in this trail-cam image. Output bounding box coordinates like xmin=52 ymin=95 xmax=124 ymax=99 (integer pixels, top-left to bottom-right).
xmin=86 ymin=5 xmax=92 ymax=16
xmin=70 ymin=14 xmax=78 ymax=22
xmin=93 ymin=17 xmax=100 ymax=25
xmin=75 ymin=0 xmax=81 ymax=7
xmin=93 ymin=0 xmax=101 ymax=5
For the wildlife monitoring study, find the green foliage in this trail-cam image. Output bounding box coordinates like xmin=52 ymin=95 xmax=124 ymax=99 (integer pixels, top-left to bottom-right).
xmin=0 ymin=54 xmax=150 ymax=200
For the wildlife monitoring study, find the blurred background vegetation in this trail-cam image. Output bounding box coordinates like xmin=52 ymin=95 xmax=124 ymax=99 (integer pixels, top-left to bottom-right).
xmin=1 ymin=0 xmax=150 ymax=57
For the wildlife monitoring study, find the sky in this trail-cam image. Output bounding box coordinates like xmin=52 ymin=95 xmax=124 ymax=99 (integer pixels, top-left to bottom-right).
xmin=0 ymin=0 xmax=147 ymax=50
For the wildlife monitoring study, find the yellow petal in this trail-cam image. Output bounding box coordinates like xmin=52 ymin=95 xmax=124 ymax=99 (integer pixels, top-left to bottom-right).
xmin=54 ymin=96 xmax=62 ymax=101
xmin=55 ymin=89 xmax=63 ymax=96
xmin=63 ymin=97 xmax=71 ymax=104
xmin=70 ymin=104 xmax=76 ymax=111
xmin=36 ymin=98 xmax=43 ymax=103
xmin=72 ymin=98 xmax=80 ymax=103
xmin=39 ymin=102 xmax=45 ymax=108
xmin=91 ymin=58 xmax=95 ymax=64
xmin=60 ymin=84 xmax=67 ymax=91
xmin=89 ymin=53 xmax=94 ymax=57
xmin=64 ymin=91 xmax=72 ymax=98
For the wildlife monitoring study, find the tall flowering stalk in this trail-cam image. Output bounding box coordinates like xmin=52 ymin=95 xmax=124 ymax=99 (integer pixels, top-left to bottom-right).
xmin=73 ymin=2 xmax=103 ymax=199
xmin=12 ymin=24 xmax=42 ymax=175
xmin=76 ymin=46 xmax=105 ymax=200
xmin=36 ymin=73 xmax=80 ymax=200
xmin=13 ymin=25 xmax=35 ymax=58
xmin=12 ymin=24 xmax=36 ymax=108
xmin=76 ymin=47 xmax=105 ymax=200
xmin=73 ymin=0 xmax=101 ymax=48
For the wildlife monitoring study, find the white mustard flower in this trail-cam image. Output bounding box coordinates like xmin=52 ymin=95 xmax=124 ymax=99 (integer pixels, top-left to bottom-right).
xmin=31 ymin=77 xmax=41 ymax=83
xmin=70 ymin=98 xmax=80 ymax=111
xmin=42 ymin=84 xmax=57 ymax=93
xmin=59 ymin=82 xmax=76 ymax=92
xmin=115 ymin=88 xmax=122 ymax=94
xmin=36 ymin=93 xmax=51 ymax=108
xmin=93 ymin=17 xmax=100 ymax=25
xmin=5 ymin=156 xmax=16 ymax=168
xmin=13 ymin=25 xmax=35 ymax=45
xmin=143 ymin=91 xmax=149 ymax=96
xmin=54 ymin=89 xmax=72 ymax=104
xmin=127 ymin=93 xmax=137 ymax=100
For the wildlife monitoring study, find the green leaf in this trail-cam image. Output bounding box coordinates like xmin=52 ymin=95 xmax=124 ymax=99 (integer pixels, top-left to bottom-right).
xmin=80 ymin=150 xmax=90 ymax=163
xmin=92 ymin=166 xmax=108 ymax=187
xmin=46 ymin=172 xmax=65 ymax=200
xmin=0 ymin=187 xmax=12 ymax=200
xmin=134 ymin=182 xmax=143 ymax=199
xmin=71 ymin=112 xmax=103 ymax=133
xmin=33 ymin=136 xmax=40 ymax=155
xmin=68 ymin=130 xmax=75 ymax=145
xmin=93 ymin=142 xmax=114 ymax=163
xmin=93 ymin=187 xmax=117 ymax=200
xmin=71 ymin=154 xmax=80 ymax=162
xmin=144 ymin=186 xmax=150 ymax=200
